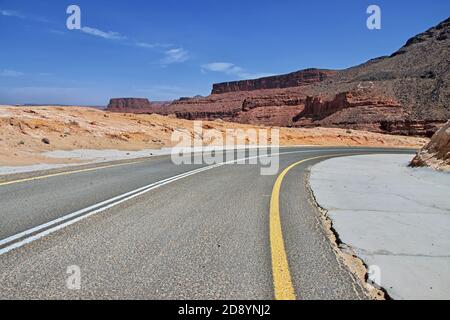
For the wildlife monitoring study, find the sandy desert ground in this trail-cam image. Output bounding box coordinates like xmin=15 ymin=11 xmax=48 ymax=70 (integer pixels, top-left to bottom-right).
xmin=0 ymin=106 xmax=428 ymax=167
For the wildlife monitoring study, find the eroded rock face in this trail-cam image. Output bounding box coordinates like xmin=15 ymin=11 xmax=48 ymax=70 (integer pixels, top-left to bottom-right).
xmin=379 ymin=120 xmax=445 ymax=138
xmin=105 ymin=17 xmax=449 ymax=137
xmin=411 ymin=121 xmax=450 ymax=170
xmin=290 ymin=90 xmax=446 ymax=135
xmin=294 ymin=92 xmax=402 ymax=120
xmin=291 ymin=90 xmax=413 ymax=134
xmin=211 ymin=68 xmax=337 ymax=94
xmin=168 ymin=88 xmax=307 ymax=126
xmin=107 ymin=98 xmax=171 ymax=114
xmin=167 ymin=18 xmax=448 ymax=135
xmin=107 ymin=98 xmax=152 ymax=112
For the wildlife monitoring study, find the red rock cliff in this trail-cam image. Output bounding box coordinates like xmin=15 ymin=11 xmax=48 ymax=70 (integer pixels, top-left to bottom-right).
xmin=107 ymin=98 xmax=152 ymax=111
xmin=104 ymin=18 xmax=449 ymax=137
xmin=211 ymin=68 xmax=337 ymax=94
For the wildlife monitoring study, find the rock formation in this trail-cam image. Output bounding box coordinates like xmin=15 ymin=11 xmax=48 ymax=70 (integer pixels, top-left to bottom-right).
xmin=107 ymin=98 xmax=152 ymax=112
xmin=107 ymin=98 xmax=171 ymax=114
xmin=106 ymin=17 xmax=450 ymax=137
xmin=211 ymin=69 xmax=337 ymax=94
xmin=289 ymin=17 xmax=450 ymax=135
xmin=294 ymin=92 xmax=403 ymax=121
xmin=411 ymin=120 xmax=450 ymax=170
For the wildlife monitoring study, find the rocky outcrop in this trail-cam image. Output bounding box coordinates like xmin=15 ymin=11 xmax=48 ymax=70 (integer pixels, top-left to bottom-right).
xmin=291 ymin=91 xmax=447 ymax=135
xmin=211 ymin=69 xmax=336 ymax=94
xmin=392 ymin=17 xmax=450 ymax=57
xmin=379 ymin=120 xmax=446 ymax=138
xmin=107 ymin=98 xmax=152 ymax=111
xmin=106 ymin=98 xmax=172 ymax=114
xmin=174 ymin=89 xmax=308 ymax=126
xmin=242 ymin=96 xmax=304 ymax=111
xmin=292 ymin=91 xmax=403 ymax=130
xmin=293 ymin=92 xmax=403 ymax=121
xmin=105 ymin=17 xmax=449 ymax=137
xmin=411 ymin=120 xmax=450 ymax=170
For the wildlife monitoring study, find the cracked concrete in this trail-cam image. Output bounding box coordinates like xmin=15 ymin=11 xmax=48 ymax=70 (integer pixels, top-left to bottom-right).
xmin=310 ymin=154 xmax=450 ymax=300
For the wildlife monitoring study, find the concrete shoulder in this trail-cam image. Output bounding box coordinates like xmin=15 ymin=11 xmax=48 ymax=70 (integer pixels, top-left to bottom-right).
xmin=309 ymin=154 xmax=450 ymax=300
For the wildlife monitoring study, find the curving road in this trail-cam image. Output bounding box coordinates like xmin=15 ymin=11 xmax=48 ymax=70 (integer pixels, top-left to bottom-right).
xmin=0 ymin=147 xmax=414 ymax=300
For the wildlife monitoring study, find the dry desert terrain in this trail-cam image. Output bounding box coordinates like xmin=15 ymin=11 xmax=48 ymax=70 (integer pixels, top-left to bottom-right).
xmin=0 ymin=105 xmax=428 ymax=167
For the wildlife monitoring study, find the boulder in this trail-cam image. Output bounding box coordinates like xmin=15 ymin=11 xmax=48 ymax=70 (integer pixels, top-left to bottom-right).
xmin=411 ymin=121 xmax=450 ymax=170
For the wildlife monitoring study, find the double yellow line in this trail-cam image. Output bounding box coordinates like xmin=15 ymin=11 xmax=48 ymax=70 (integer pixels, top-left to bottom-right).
xmin=270 ymin=154 xmax=357 ymax=300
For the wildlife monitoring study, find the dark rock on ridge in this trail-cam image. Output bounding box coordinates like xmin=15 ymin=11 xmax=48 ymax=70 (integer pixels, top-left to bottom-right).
xmin=211 ymin=68 xmax=337 ymax=94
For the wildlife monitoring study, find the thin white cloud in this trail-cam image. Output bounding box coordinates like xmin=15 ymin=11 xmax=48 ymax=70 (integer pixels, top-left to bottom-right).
xmin=0 ymin=70 xmax=55 ymax=78
xmin=1 ymin=7 xmax=187 ymax=65
xmin=135 ymin=42 xmax=172 ymax=49
xmin=0 ymin=8 xmax=51 ymax=23
xmin=202 ymin=62 xmax=243 ymax=74
xmin=135 ymin=42 xmax=158 ymax=49
xmin=0 ymin=9 xmax=25 ymax=19
xmin=202 ymin=62 xmax=273 ymax=79
xmin=161 ymin=48 xmax=190 ymax=65
xmin=80 ymin=26 xmax=126 ymax=40
xmin=0 ymin=69 xmax=24 ymax=77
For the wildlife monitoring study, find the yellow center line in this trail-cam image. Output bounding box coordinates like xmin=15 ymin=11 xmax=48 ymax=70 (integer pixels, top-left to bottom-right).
xmin=270 ymin=153 xmax=362 ymax=300
xmin=0 ymin=160 xmax=147 ymax=187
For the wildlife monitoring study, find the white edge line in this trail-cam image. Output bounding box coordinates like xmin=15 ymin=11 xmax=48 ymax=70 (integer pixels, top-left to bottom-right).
xmin=0 ymin=164 xmax=219 ymax=248
xmin=0 ymin=148 xmax=381 ymax=255
xmin=0 ymin=165 xmax=220 ymax=256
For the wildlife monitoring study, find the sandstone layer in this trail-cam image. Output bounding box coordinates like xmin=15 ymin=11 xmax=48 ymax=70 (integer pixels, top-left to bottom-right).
xmin=211 ymin=69 xmax=336 ymax=94
xmin=107 ymin=98 xmax=170 ymax=114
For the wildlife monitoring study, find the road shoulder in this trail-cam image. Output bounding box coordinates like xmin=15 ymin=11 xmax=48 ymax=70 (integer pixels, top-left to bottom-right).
xmin=277 ymin=157 xmax=369 ymax=300
xmin=309 ymin=154 xmax=450 ymax=300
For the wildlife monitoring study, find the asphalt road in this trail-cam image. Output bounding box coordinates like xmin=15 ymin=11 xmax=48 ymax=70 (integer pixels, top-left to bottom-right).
xmin=0 ymin=147 xmax=415 ymax=299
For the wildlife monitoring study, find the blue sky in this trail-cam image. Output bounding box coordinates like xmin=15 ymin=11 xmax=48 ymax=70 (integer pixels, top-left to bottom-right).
xmin=0 ymin=0 xmax=448 ymax=105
